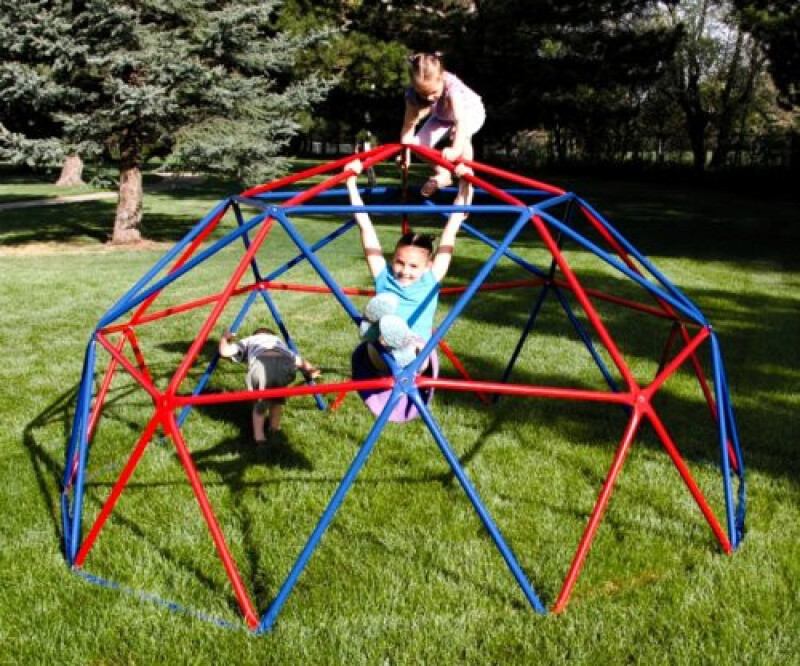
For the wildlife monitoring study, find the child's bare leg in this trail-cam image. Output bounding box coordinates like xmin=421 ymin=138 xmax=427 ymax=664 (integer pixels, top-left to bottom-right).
xmin=434 ymin=164 xmax=452 ymax=186
xmin=268 ymin=403 xmax=283 ymax=432
xmin=252 ymin=405 xmax=267 ymax=442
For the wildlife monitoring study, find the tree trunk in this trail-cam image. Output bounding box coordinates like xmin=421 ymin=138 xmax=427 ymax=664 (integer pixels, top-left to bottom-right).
xmin=54 ymin=153 xmax=85 ymax=187
xmin=110 ymin=162 xmax=143 ymax=244
xmin=686 ymin=113 xmax=708 ymax=173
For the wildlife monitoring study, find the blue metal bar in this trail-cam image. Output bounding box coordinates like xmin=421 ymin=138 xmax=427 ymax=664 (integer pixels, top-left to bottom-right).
xmin=278 ymin=199 xmax=565 ymax=216
xmin=255 ymin=287 xmax=327 ymax=411
xmin=247 ymin=186 xmax=393 ymax=202
xmin=576 ymin=197 xmax=705 ymax=319
xmin=67 ymin=338 xmax=97 ymax=563
xmin=551 ymin=287 xmax=621 ymax=393
xmin=461 ymin=220 xmax=547 ymax=278
xmin=270 ymin=209 xmax=362 ymax=322
xmin=175 ymin=290 xmax=261 ymax=429
xmin=712 ymin=333 xmax=747 ymax=546
xmin=710 ymin=333 xmax=738 ymax=549
xmin=246 ymin=186 xmax=555 ymax=204
xmin=409 ymin=390 xmax=547 ymax=614
xmin=63 ymin=340 xmax=96 ymax=489
xmin=257 ymin=384 xmax=405 ymax=633
xmin=62 ymin=340 xmax=97 ymax=559
xmin=715 ymin=346 xmax=746 ymax=480
xmin=176 ymin=211 xmax=354 ymax=427
xmin=263 ymin=219 xmax=357 ymax=283
xmin=98 ymin=210 xmax=268 ymax=329
xmin=539 ymin=210 xmax=706 ymax=325
xmin=498 ymin=284 xmax=551 ymax=389
xmin=100 ymin=199 xmax=230 ymax=326
xmin=404 ymin=209 xmax=537 ymax=377
xmin=251 ymin=202 xmax=528 ymax=216
xmin=74 ymin=569 xmax=240 ymax=631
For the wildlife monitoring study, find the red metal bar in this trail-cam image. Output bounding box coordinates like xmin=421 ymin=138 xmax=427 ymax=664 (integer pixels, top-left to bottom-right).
xmin=400 ymin=146 xmax=410 ymax=234
xmin=166 ymin=149 xmax=406 ymax=396
xmin=87 ymin=335 xmax=125 ymax=439
xmin=418 ymin=377 xmax=633 ymax=405
xmin=651 ymin=326 xmax=739 ymax=473
xmin=103 ymin=283 xmax=266 ymax=334
xmin=127 ymin=205 xmax=228 ymax=328
xmin=165 ymin=219 xmax=277 ymax=396
xmin=643 ymin=404 xmax=732 ymax=553
xmin=529 ymin=212 xmax=639 ymax=390
xmin=329 ymin=391 xmax=348 ymax=411
xmin=75 ymin=412 xmax=163 ymax=567
xmin=552 ymin=407 xmax=644 ymax=613
xmin=412 ymin=144 xmax=640 ymax=392
xmin=656 ymin=323 xmax=681 ymax=376
xmin=645 ymin=328 xmax=710 ymax=398
xmin=676 ymin=326 xmax=739 ymax=472
xmin=104 ymin=282 xmax=377 ymax=335
xmin=410 ymin=145 xmax=566 ymax=195
xmin=436 ymin=339 xmax=490 ymax=404
xmin=164 ymin=413 xmax=260 ymax=629
xmin=242 ymin=144 xmax=398 ymax=198
xmin=124 ymin=327 xmax=153 ymax=385
xmin=644 ymin=325 xmax=744 ymax=482
xmin=464 ymin=159 xmax=566 ymax=196
xmin=439 ymin=279 xmax=544 ymax=295
xmin=550 ymin=277 xmax=684 ymax=321
xmin=96 ymin=332 xmax=161 ymax=402
xmin=174 ymin=377 xmax=396 ymax=407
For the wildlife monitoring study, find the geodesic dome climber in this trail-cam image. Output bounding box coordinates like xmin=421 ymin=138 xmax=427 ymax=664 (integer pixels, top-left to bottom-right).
xmin=62 ymin=143 xmax=746 ymax=633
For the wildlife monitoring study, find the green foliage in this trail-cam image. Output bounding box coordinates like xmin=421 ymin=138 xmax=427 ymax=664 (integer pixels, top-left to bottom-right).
xmin=458 ymin=0 xmax=680 ymax=147
xmin=0 ymin=0 xmax=334 ymax=182
xmin=733 ymin=0 xmax=800 ymax=108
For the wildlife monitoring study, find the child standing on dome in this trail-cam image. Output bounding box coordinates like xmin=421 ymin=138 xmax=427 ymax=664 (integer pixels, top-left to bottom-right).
xmin=400 ymin=52 xmax=485 ymax=197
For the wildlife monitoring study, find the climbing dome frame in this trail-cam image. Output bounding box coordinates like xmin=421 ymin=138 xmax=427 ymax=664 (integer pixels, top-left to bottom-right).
xmin=62 ymin=143 xmax=746 ymax=632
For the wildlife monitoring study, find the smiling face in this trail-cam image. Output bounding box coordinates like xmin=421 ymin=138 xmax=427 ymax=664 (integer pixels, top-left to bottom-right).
xmin=391 ymin=244 xmax=432 ymax=286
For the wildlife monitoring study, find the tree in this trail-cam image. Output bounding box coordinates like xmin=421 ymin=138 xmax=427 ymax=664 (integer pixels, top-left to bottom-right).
xmin=454 ymin=0 xmax=679 ymax=162
xmin=0 ymin=1 xmax=89 ymax=185
xmin=2 ymin=0 xmax=332 ymax=244
xmin=659 ymin=0 xmax=774 ymax=172
xmin=732 ymin=0 xmax=800 ymax=109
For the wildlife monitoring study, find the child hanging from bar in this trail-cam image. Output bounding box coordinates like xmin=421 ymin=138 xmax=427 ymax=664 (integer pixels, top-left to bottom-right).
xmin=344 ymin=158 xmax=473 ymax=372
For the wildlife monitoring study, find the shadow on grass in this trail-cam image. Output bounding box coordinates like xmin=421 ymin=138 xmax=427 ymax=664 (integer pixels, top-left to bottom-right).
xmin=22 ymin=376 xmax=315 ymax=614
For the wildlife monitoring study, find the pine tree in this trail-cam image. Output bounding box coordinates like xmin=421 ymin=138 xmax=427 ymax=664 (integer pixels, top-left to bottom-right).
xmin=1 ymin=0 xmax=332 ymax=244
xmin=0 ymin=1 xmax=88 ymax=184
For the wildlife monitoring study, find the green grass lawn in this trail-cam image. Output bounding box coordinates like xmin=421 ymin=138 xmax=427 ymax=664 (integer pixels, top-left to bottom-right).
xmin=0 ymin=164 xmax=798 ymax=664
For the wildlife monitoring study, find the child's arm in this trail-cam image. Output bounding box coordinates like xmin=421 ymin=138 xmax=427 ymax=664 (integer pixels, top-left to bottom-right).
xmin=345 ymin=160 xmax=386 ymax=279
xmin=218 ymin=330 xmax=239 ymax=359
xmin=400 ymin=98 xmax=429 ymax=145
xmin=296 ymin=355 xmax=321 ymax=379
xmin=431 ymin=173 xmax=473 ymax=282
